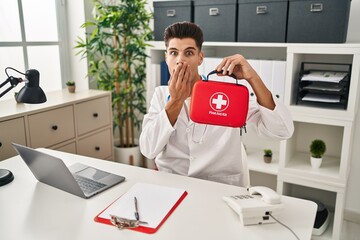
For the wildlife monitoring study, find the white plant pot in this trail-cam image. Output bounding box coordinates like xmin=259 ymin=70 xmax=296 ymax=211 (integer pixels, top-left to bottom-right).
xmin=114 ymin=138 xmax=143 ymax=166
xmin=310 ymin=156 xmax=323 ymax=169
xmin=114 ymin=144 xmax=142 ymax=166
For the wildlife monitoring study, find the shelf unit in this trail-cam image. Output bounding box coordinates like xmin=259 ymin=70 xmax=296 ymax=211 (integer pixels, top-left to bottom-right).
xmin=146 ymin=41 xmax=360 ymax=240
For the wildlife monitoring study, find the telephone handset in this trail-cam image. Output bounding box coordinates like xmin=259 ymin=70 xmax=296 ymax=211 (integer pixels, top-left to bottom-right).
xmin=223 ymin=186 xmax=284 ymax=226
xmin=248 ymin=186 xmax=281 ymax=204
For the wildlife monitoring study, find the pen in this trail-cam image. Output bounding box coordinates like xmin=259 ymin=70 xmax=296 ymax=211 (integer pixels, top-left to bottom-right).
xmin=134 ymin=196 xmax=139 ymax=221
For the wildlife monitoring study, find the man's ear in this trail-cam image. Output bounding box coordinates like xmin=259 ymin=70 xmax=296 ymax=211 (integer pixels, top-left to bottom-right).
xmin=198 ymin=51 xmax=204 ymax=66
xmin=164 ymin=51 xmax=168 ymax=63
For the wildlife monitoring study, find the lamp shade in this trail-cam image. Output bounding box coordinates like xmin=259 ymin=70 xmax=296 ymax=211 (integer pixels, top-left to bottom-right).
xmin=16 ymin=69 xmax=47 ymax=103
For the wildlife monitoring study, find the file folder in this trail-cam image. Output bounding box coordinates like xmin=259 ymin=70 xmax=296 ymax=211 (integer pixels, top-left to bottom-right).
xmin=160 ymin=61 xmax=170 ymax=86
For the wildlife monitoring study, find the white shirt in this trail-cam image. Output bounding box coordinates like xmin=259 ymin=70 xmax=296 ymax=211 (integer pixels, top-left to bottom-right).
xmin=139 ymin=86 xmax=294 ymax=186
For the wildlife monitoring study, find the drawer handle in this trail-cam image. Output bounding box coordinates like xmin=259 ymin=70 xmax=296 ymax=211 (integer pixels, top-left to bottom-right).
xmin=256 ymin=6 xmax=267 ymax=14
xmin=209 ymin=8 xmax=219 ymax=16
xmin=93 ymin=113 xmax=98 ymax=118
xmin=310 ymin=3 xmax=323 ymax=12
xmin=166 ymin=9 xmax=176 ymax=17
xmin=52 ymin=125 xmax=58 ymax=131
xmin=95 ymin=146 xmax=100 ymax=151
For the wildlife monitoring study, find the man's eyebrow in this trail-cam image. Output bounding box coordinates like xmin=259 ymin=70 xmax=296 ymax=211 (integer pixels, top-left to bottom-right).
xmin=167 ymin=47 xmax=197 ymax=51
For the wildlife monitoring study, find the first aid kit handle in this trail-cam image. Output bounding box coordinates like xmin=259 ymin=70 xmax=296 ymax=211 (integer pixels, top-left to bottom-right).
xmin=206 ymin=70 xmax=237 ymax=81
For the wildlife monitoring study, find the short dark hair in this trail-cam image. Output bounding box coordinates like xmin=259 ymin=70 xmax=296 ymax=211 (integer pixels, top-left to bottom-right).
xmin=164 ymin=22 xmax=204 ymax=50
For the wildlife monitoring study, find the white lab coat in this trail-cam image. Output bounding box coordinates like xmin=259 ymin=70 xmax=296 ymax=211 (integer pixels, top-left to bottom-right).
xmin=139 ymin=86 xmax=294 ymax=186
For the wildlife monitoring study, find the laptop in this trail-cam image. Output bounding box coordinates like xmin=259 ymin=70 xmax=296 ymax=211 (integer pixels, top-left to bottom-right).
xmin=12 ymin=143 xmax=125 ymax=199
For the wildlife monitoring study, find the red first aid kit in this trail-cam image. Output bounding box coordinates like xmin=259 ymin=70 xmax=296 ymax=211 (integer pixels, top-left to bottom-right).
xmin=190 ymin=70 xmax=249 ymax=128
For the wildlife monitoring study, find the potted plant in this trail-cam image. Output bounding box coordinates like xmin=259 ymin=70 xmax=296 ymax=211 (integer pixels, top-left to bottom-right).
xmin=309 ymin=139 xmax=326 ymax=169
xmin=75 ymin=0 xmax=153 ymax=165
xmin=263 ymin=149 xmax=272 ymax=163
xmin=66 ymin=80 xmax=76 ymax=93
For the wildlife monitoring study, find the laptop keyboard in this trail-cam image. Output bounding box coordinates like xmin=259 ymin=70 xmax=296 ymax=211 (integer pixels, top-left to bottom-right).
xmin=75 ymin=175 xmax=107 ymax=194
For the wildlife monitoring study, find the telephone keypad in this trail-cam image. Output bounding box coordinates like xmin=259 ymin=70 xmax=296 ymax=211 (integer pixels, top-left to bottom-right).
xmin=230 ymin=195 xmax=254 ymax=200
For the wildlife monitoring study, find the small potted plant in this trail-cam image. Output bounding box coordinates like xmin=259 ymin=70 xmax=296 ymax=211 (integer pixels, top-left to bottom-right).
xmin=310 ymin=139 xmax=326 ymax=169
xmin=263 ymin=149 xmax=273 ymax=163
xmin=66 ymin=80 xmax=75 ymax=93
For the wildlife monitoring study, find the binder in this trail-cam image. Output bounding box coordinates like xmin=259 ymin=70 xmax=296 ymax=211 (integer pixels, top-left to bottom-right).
xmin=272 ymin=60 xmax=286 ymax=101
xmin=160 ymin=61 xmax=170 ymax=86
xmin=94 ymin=183 xmax=188 ymax=234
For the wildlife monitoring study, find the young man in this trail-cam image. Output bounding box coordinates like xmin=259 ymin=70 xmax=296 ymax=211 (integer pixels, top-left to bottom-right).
xmin=139 ymin=22 xmax=293 ymax=186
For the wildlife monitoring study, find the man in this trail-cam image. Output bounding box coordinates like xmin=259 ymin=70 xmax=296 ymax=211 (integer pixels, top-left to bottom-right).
xmin=139 ymin=22 xmax=293 ymax=186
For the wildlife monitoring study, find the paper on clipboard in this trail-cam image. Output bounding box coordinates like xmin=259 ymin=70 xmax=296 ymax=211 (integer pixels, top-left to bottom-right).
xmin=94 ymin=183 xmax=187 ymax=234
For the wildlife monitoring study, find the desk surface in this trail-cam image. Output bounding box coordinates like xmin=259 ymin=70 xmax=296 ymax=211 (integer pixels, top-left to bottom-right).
xmin=0 ymin=149 xmax=316 ymax=240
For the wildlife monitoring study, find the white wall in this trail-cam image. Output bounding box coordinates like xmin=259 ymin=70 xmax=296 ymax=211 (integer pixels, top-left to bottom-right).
xmin=343 ymin=0 xmax=360 ymax=218
xmin=69 ymin=0 xmax=360 ymax=216
xmin=346 ymin=0 xmax=360 ymax=43
xmin=66 ymin=0 xmax=88 ymax=91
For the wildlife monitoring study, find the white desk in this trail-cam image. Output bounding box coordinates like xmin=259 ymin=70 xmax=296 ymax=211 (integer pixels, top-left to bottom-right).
xmin=0 ymin=149 xmax=317 ymax=240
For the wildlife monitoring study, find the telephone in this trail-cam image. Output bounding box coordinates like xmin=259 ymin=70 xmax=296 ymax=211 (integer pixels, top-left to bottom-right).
xmin=223 ymin=186 xmax=284 ymax=226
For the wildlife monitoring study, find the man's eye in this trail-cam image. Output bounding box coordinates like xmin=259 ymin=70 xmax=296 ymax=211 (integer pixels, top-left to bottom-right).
xmin=186 ymin=51 xmax=194 ymax=56
xmin=169 ymin=51 xmax=177 ymax=56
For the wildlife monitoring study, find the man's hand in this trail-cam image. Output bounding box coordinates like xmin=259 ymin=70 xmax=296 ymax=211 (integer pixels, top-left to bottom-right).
xmin=168 ymin=62 xmax=192 ymax=103
xmin=216 ymin=54 xmax=259 ymax=82
xmin=166 ymin=62 xmax=192 ymax=125
xmin=216 ymin=54 xmax=275 ymax=110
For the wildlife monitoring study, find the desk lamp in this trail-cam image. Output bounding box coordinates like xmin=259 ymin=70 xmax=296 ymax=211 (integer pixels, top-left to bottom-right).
xmin=0 ymin=67 xmax=47 ymax=186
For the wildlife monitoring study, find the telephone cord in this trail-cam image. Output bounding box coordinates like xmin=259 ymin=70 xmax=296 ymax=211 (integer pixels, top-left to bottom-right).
xmin=268 ymin=212 xmax=300 ymax=240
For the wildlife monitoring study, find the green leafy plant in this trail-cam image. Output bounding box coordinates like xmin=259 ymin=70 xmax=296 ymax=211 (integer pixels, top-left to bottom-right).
xmin=75 ymin=0 xmax=153 ymax=147
xmin=264 ymin=149 xmax=272 ymax=157
xmin=310 ymin=139 xmax=326 ymax=158
xmin=66 ymin=80 xmax=75 ymax=86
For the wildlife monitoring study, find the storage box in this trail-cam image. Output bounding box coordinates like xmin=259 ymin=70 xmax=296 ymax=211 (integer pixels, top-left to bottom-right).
xmin=287 ymin=0 xmax=351 ymax=43
xmin=237 ymin=0 xmax=288 ymax=42
xmin=153 ymin=1 xmax=193 ymax=41
xmin=194 ymin=0 xmax=237 ymax=42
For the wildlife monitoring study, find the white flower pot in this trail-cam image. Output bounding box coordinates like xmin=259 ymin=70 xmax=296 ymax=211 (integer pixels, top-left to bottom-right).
xmin=113 ymin=138 xmax=143 ymax=166
xmin=114 ymin=144 xmax=142 ymax=166
xmin=310 ymin=156 xmax=322 ymax=169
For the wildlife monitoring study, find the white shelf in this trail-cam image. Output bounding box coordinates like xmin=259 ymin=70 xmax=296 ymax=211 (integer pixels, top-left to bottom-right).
xmin=246 ymin=147 xmax=279 ymax=175
xmin=282 ymin=152 xmax=343 ymax=188
xmin=147 ymin=41 xmax=360 ymax=50
xmin=287 ymin=152 xmax=340 ymax=173
xmin=0 ymin=89 xmax=109 ymax=121
xmin=290 ymin=106 xmax=355 ymax=123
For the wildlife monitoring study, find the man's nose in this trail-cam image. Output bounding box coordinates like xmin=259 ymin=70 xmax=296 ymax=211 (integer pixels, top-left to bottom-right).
xmin=176 ymin=54 xmax=185 ymax=65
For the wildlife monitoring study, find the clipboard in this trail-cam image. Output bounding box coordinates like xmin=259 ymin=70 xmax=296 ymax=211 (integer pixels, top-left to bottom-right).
xmin=94 ymin=183 xmax=188 ymax=234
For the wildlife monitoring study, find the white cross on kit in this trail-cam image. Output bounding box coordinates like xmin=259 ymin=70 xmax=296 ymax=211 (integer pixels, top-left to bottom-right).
xmin=212 ymin=94 xmax=227 ymax=110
